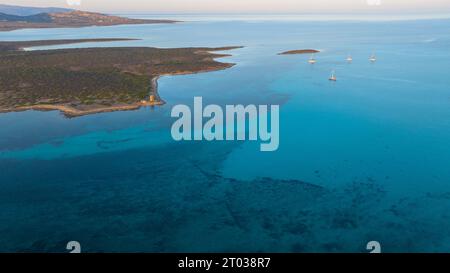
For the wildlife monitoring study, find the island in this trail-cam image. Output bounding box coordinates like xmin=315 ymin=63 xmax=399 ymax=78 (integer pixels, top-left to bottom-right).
xmin=279 ymin=49 xmax=320 ymax=55
xmin=0 ymin=9 xmax=177 ymax=32
xmin=0 ymin=39 xmax=242 ymax=117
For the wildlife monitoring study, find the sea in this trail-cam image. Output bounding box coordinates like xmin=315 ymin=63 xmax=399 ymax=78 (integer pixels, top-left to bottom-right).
xmin=1 ymin=14 xmax=450 ymax=252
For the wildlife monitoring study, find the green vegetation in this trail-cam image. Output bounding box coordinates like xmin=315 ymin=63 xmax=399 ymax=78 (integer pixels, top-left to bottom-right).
xmin=0 ymin=39 xmax=241 ymax=116
xmin=0 ymin=12 xmax=52 ymax=23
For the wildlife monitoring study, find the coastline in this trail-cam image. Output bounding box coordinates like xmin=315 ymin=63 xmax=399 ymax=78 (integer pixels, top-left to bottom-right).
xmin=0 ymin=46 xmax=239 ymax=117
xmin=0 ymin=38 xmax=140 ymax=51
xmin=1 ymin=76 xmax=163 ymax=117
xmin=0 ymin=10 xmax=179 ymax=32
xmin=11 ymin=104 xmax=146 ymax=117
xmin=4 ymin=64 xmax=237 ymax=117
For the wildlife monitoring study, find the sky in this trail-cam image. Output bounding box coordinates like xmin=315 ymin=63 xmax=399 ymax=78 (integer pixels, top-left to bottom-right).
xmin=2 ymin=0 xmax=450 ymax=14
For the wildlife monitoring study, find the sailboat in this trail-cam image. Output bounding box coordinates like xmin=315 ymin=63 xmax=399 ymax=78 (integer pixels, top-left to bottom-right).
xmin=346 ymin=54 xmax=353 ymax=63
xmin=369 ymin=53 xmax=377 ymax=62
xmin=308 ymin=54 xmax=317 ymax=64
xmin=329 ymin=70 xmax=337 ymax=81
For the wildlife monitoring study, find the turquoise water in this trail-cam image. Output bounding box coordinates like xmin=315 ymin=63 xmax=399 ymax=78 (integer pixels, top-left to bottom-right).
xmin=1 ymin=16 xmax=450 ymax=252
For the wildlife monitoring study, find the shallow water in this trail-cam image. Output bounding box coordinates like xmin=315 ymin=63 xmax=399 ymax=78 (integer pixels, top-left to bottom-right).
xmin=1 ymin=16 xmax=450 ymax=252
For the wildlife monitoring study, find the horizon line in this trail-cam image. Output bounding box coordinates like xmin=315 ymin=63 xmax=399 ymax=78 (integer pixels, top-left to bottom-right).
xmin=1 ymin=3 xmax=450 ymax=15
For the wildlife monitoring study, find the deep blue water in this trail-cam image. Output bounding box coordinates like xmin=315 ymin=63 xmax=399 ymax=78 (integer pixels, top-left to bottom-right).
xmin=1 ymin=16 xmax=450 ymax=252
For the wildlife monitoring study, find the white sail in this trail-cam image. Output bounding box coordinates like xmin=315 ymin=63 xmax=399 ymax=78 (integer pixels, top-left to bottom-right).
xmin=329 ymin=70 xmax=337 ymax=81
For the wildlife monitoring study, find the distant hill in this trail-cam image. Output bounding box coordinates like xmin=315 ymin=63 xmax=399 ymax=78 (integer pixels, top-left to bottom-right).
xmin=49 ymin=10 xmax=174 ymax=26
xmin=0 ymin=9 xmax=177 ymax=31
xmin=0 ymin=12 xmax=52 ymax=23
xmin=0 ymin=4 xmax=72 ymax=16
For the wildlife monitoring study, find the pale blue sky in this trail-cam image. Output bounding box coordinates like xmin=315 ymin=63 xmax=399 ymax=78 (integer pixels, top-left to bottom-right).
xmin=2 ymin=0 xmax=450 ymax=13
